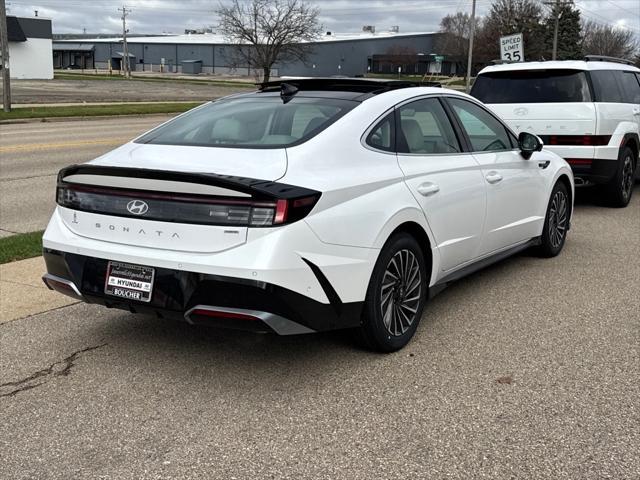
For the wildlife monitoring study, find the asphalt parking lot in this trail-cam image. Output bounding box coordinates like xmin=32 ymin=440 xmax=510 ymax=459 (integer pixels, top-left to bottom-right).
xmin=1 ymin=183 xmax=638 ymax=478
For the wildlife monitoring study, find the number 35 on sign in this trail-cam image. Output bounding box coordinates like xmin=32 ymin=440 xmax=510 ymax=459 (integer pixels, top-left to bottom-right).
xmin=500 ymin=33 xmax=524 ymax=62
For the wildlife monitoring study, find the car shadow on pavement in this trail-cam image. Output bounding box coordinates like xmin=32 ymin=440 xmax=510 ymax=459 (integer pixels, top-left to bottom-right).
xmin=573 ymin=183 xmax=639 ymax=208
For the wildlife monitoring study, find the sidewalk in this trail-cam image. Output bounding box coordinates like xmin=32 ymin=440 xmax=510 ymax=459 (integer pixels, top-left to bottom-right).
xmin=0 ymin=257 xmax=77 ymax=323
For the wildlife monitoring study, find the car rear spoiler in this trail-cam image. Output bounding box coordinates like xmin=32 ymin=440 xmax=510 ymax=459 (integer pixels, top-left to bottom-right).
xmin=58 ymin=164 xmax=318 ymax=201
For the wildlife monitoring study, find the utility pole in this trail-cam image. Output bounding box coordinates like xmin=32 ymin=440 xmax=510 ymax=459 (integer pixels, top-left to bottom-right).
xmin=465 ymin=0 xmax=476 ymax=93
xmin=0 ymin=0 xmax=11 ymax=112
xmin=544 ymin=0 xmax=567 ymax=61
xmin=118 ymin=5 xmax=131 ymax=78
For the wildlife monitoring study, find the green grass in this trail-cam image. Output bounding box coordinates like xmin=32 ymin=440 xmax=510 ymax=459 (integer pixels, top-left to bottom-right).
xmin=54 ymin=72 xmax=255 ymax=88
xmin=0 ymin=231 xmax=44 ymax=264
xmin=0 ymin=102 xmax=204 ymax=120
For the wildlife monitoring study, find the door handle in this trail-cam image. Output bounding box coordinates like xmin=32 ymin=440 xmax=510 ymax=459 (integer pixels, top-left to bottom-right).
xmin=485 ymin=172 xmax=503 ymax=184
xmin=417 ymin=182 xmax=440 ymax=197
xmin=633 ymin=108 xmax=640 ymax=116
xmin=538 ymin=160 xmax=551 ymax=169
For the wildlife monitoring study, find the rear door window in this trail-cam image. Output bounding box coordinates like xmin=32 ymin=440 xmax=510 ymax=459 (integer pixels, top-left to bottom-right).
xmin=589 ymin=70 xmax=624 ymax=103
xmin=396 ymin=98 xmax=460 ymax=154
xmin=471 ymin=69 xmax=592 ymax=103
xmin=366 ymin=112 xmax=395 ymax=152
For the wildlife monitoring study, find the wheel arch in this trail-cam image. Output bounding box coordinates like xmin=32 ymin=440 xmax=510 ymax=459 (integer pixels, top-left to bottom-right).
xmin=384 ymin=221 xmax=434 ymax=287
xmin=621 ymin=133 xmax=639 ymax=169
xmin=555 ymin=173 xmax=574 ymax=222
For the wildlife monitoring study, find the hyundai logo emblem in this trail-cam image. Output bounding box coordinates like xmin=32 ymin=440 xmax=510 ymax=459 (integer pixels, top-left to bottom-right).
xmin=126 ymin=199 xmax=149 ymax=215
xmin=514 ymin=107 xmax=529 ymax=116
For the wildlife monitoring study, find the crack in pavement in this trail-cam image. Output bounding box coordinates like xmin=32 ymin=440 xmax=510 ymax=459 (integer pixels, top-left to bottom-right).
xmin=0 ymin=173 xmax=56 ymax=183
xmin=0 ymin=343 xmax=107 ymax=398
xmin=0 ymin=301 xmax=82 ymax=327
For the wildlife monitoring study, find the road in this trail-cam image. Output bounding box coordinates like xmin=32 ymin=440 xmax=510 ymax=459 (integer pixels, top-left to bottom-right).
xmin=0 ymin=116 xmax=173 ymax=237
xmin=1 ymin=182 xmax=639 ymax=477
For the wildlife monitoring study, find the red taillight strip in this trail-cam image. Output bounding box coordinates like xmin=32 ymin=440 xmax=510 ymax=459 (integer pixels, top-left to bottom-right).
xmin=274 ymin=199 xmax=289 ymax=224
xmin=565 ymin=158 xmax=593 ymax=165
xmin=61 ymin=183 xmax=277 ymax=207
xmin=547 ymin=135 xmax=611 ymax=146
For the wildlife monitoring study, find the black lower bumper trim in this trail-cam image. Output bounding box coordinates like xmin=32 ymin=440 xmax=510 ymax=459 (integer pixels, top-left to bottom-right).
xmin=43 ymin=249 xmax=363 ymax=334
xmin=569 ymin=158 xmax=618 ymax=184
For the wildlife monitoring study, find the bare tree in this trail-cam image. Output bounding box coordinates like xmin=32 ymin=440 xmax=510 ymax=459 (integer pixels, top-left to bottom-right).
xmin=217 ymin=0 xmax=322 ymax=83
xmin=436 ymin=12 xmax=479 ymax=75
xmin=581 ymin=20 xmax=638 ymax=60
xmin=383 ymin=44 xmax=418 ymax=73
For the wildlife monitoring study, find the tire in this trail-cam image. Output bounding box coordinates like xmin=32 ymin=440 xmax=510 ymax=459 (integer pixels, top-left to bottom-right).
xmin=355 ymin=233 xmax=428 ymax=352
xmin=604 ymin=146 xmax=635 ymax=208
xmin=536 ymin=181 xmax=570 ymax=258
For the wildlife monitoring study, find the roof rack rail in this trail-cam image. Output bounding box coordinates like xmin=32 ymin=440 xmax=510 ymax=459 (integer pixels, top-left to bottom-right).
xmin=257 ymin=77 xmax=441 ymax=94
xmin=584 ymin=55 xmax=634 ymax=66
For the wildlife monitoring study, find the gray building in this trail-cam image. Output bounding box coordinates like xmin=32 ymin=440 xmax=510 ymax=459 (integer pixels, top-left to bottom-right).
xmin=53 ymin=30 xmax=457 ymax=77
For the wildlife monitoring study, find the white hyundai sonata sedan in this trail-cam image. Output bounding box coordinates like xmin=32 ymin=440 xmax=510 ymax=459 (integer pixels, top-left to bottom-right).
xmin=42 ymin=79 xmax=574 ymax=352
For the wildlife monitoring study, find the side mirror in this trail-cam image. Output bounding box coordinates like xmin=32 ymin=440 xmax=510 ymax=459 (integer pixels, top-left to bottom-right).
xmin=518 ymin=132 xmax=543 ymax=159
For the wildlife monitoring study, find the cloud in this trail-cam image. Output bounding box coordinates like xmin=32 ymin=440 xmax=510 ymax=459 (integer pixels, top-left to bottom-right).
xmin=7 ymin=0 xmax=639 ymax=36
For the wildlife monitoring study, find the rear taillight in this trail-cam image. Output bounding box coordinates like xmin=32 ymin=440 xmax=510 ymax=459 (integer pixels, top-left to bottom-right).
xmin=56 ymin=184 xmax=320 ymax=228
xmin=547 ymin=135 xmax=610 ymax=146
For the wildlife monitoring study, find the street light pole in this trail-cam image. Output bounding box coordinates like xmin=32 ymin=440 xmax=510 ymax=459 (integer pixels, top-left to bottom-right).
xmin=0 ymin=0 xmax=11 ymax=112
xmin=465 ymin=0 xmax=476 ymax=93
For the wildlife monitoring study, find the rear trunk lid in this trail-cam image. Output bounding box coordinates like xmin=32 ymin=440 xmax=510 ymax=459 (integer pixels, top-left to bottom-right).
xmin=91 ymin=142 xmax=288 ymax=180
xmin=56 ymin=144 xmax=292 ymax=254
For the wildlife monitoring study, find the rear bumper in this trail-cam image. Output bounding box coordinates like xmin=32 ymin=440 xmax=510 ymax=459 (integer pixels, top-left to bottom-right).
xmin=544 ymin=146 xmax=619 ymax=184
xmin=567 ymin=158 xmax=619 ymax=184
xmin=43 ymin=249 xmax=364 ymax=334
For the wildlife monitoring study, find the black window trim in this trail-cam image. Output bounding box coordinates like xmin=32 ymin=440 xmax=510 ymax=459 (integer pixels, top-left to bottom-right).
xmin=442 ymin=95 xmax=521 ymax=154
xmin=361 ymin=106 xmax=397 ymax=155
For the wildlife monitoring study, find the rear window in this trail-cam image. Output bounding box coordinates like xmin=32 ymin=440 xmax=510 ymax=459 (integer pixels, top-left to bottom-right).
xmin=471 ymin=69 xmax=592 ymax=104
xmin=136 ymin=96 xmax=356 ymax=148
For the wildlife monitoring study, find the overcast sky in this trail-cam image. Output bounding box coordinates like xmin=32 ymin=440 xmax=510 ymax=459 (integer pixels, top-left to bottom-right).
xmin=8 ymin=0 xmax=640 ymax=36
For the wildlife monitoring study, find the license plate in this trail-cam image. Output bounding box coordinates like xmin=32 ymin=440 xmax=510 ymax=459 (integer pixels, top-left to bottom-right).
xmin=104 ymin=261 xmax=155 ymax=303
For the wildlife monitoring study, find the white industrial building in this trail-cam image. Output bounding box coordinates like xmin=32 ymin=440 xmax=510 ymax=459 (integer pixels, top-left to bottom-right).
xmin=7 ymin=16 xmax=53 ymax=79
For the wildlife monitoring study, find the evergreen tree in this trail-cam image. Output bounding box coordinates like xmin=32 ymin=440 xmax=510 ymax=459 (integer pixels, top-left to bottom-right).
xmin=544 ymin=1 xmax=582 ymax=60
xmin=478 ymin=0 xmax=547 ymax=62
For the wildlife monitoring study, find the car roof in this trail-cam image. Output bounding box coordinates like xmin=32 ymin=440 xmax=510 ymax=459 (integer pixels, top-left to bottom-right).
xmin=220 ymin=79 xmax=454 ymax=103
xmin=478 ymin=60 xmax=640 ymax=75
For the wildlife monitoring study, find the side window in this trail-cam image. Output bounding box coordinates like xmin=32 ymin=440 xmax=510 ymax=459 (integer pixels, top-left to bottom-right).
xmin=396 ymin=98 xmax=460 ymax=154
xmin=365 ymin=112 xmax=395 ymax=152
xmin=447 ymin=98 xmax=512 ymax=152
xmin=589 ymin=70 xmax=624 ymax=103
xmin=618 ymin=71 xmax=640 ymax=104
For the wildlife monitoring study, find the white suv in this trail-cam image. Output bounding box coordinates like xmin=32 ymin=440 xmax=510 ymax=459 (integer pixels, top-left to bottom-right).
xmin=42 ymin=79 xmax=573 ymax=351
xmin=471 ymin=56 xmax=640 ymax=207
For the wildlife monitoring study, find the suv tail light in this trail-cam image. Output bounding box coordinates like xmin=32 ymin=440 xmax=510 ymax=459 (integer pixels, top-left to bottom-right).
xmin=545 ymin=135 xmax=611 ymax=146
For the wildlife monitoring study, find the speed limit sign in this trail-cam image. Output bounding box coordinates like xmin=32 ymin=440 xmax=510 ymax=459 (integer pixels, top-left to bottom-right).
xmin=500 ymin=33 xmax=524 ymax=62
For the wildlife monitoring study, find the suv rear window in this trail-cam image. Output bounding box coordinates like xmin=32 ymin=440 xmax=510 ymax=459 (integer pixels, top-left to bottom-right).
xmin=471 ymin=69 xmax=592 ymax=103
xmin=136 ymin=96 xmax=356 ymax=148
